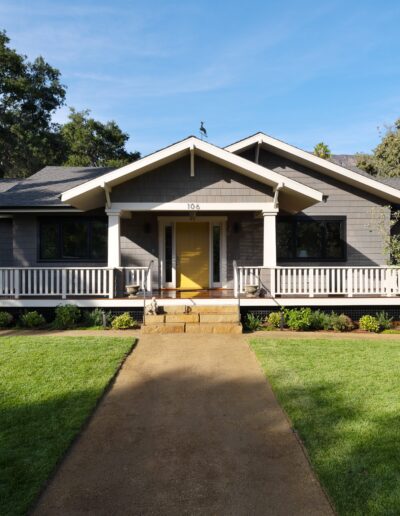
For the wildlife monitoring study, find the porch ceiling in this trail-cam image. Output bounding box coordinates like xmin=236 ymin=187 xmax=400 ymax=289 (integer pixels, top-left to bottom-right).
xmin=61 ymin=136 xmax=323 ymax=213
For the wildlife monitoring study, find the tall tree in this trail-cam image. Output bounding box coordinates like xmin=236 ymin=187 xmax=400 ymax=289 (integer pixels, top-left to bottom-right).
xmin=60 ymin=109 xmax=140 ymax=168
xmin=313 ymin=142 xmax=332 ymax=159
xmin=0 ymin=30 xmax=66 ymax=178
xmin=356 ymin=119 xmax=400 ymax=177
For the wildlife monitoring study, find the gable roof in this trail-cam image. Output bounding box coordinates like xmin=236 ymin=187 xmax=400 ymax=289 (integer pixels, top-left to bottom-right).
xmin=61 ymin=136 xmax=324 ymax=213
xmin=225 ymin=132 xmax=400 ymax=204
xmin=0 ymin=166 xmax=114 ymax=208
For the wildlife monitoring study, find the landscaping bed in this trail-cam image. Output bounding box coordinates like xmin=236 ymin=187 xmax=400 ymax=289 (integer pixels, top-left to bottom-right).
xmin=0 ymin=336 xmax=134 ymax=516
xmin=251 ymin=336 xmax=400 ymax=515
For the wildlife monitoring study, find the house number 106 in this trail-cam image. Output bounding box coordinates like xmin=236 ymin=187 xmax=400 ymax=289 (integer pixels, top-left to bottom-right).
xmin=187 ymin=203 xmax=200 ymax=210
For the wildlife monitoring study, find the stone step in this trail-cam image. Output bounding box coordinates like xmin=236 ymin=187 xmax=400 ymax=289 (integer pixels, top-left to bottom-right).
xmin=141 ymin=323 xmax=185 ymax=334
xmin=185 ymin=323 xmax=242 ymax=334
xmin=199 ymin=313 xmax=239 ymax=323
xmin=165 ymin=313 xmax=199 ymax=323
xmin=191 ymin=306 xmax=238 ymax=314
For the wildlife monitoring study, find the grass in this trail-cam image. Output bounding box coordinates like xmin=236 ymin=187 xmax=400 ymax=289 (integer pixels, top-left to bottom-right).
xmin=250 ymin=336 xmax=400 ymax=516
xmin=0 ymin=336 xmax=134 ymax=516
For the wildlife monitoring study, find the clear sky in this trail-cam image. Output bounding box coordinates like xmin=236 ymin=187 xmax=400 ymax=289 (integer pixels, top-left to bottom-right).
xmin=1 ymin=0 xmax=399 ymax=156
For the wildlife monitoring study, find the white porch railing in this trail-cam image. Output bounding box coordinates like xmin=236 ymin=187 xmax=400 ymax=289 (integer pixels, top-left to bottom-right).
xmin=124 ymin=266 xmax=153 ymax=294
xmin=234 ymin=265 xmax=400 ymax=298
xmin=0 ymin=266 xmax=153 ymax=300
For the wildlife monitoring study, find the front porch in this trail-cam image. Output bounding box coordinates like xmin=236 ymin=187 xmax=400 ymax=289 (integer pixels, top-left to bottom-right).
xmin=1 ymin=264 xmax=400 ymax=309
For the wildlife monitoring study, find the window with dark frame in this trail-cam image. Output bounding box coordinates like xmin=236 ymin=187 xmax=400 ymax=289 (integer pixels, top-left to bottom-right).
xmin=39 ymin=218 xmax=107 ymax=261
xmin=277 ymin=217 xmax=346 ymax=261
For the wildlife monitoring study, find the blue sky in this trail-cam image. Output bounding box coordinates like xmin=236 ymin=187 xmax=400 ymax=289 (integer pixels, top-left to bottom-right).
xmin=1 ymin=0 xmax=400 ymax=155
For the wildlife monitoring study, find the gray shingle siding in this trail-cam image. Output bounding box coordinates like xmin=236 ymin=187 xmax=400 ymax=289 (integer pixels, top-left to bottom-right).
xmin=257 ymin=148 xmax=389 ymax=266
xmin=111 ymin=156 xmax=273 ymax=203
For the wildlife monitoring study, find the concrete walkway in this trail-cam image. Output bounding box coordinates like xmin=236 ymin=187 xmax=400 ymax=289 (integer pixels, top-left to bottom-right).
xmin=34 ymin=334 xmax=333 ymax=516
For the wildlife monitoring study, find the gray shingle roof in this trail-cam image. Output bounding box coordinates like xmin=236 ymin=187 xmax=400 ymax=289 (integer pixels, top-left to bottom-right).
xmin=0 ymin=166 xmax=114 ymax=207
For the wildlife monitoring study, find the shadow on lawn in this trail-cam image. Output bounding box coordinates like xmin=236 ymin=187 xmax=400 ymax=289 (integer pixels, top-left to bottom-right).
xmin=270 ymin=373 xmax=400 ymax=515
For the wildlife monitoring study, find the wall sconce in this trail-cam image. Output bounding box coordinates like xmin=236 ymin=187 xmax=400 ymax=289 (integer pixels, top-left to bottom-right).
xmin=143 ymin=223 xmax=152 ymax=234
xmin=233 ymin=222 xmax=241 ymax=234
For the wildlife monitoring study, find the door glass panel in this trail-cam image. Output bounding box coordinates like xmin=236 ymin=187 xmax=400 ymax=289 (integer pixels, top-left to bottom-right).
xmin=165 ymin=225 xmax=173 ymax=283
xmin=213 ymin=225 xmax=221 ymax=283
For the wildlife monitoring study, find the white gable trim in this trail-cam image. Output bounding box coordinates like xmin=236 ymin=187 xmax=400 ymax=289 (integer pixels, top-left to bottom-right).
xmin=61 ymin=136 xmax=323 ymax=208
xmin=225 ymin=132 xmax=400 ymax=204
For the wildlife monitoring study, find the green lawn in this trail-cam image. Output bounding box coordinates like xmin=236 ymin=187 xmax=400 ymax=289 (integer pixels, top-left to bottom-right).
xmin=0 ymin=336 xmax=134 ymax=516
xmin=251 ymin=337 xmax=400 ymax=516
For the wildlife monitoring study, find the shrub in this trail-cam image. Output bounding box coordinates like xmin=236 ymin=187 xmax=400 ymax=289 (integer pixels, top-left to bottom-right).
xmin=245 ymin=313 xmax=264 ymax=332
xmin=266 ymin=311 xmax=283 ymax=328
xmin=310 ymin=310 xmax=332 ymax=331
xmin=19 ymin=310 xmax=46 ymax=328
xmin=286 ymin=308 xmax=313 ymax=331
xmin=83 ymin=308 xmax=112 ymax=328
xmin=359 ymin=314 xmax=380 ymax=333
xmin=376 ymin=311 xmax=393 ymax=331
xmin=331 ymin=313 xmax=354 ymax=332
xmin=0 ymin=311 xmax=13 ymax=328
xmin=111 ymin=312 xmax=137 ymax=330
xmin=54 ymin=304 xmax=81 ymax=329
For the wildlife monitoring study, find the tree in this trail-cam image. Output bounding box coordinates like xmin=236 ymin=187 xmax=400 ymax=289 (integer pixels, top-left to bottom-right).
xmin=60 ymin=109 xmax=140 ymax=168
xmin=356 ymin=119 xmax=400 ymax=177
xmin=313 ymin=142 xmax=332 ymax=159
xmin=0 ymin=30 xmax=66 ymax=178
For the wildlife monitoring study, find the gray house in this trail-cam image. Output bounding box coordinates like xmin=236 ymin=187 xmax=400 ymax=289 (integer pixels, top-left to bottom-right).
xmin=1 ymin=132 xmax=400 ymax=310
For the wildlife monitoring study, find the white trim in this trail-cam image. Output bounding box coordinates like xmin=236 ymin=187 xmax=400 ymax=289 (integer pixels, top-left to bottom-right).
xmin=61 ymin=136 xmax=323 ymax=208
xmin=262 ymin=212 xmax=277 ymax=267
xmin=3 ymin=297 xmax=400 ymax=309
xmin=158 ymin=216 xmax=228 ymax=289
xmin=111 ymin=202 xmax=278 ymax=212
xmin=225 ymin=132 xmax=400 ymax=204
xmin=107 ymin=212 xmax=121 ymax=267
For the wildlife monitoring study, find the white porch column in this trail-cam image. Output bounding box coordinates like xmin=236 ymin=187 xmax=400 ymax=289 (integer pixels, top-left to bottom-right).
xmin=262 ymin=211 xmax=277 ymax=267
xmin=107 ymin=210 xmax=121 ymax=267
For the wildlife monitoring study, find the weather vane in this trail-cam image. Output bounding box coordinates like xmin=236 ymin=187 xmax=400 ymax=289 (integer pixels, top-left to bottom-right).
xmin=199 ymin=121 xmax=208 ymax=140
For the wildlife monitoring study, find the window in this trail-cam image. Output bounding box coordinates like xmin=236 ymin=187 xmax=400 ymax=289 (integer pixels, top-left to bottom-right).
xmin=39 ymin=218 xmax=107 ymax=261
xmin=277 ymin=217 xmax=346 ymax=261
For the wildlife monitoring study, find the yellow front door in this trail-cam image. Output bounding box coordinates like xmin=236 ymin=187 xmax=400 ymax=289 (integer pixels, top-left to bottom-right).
xmin=176 ymin=222 xmax=209 ymax=289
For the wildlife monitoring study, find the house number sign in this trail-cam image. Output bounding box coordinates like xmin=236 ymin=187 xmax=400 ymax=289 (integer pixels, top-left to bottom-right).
xmin=187 ymin=203 xmax=201 ymax=210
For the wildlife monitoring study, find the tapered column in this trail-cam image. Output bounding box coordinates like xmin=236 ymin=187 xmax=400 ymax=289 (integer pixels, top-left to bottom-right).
xmin=107 ymin=210 xmax=121 ymax=267
xmin=262 ymin=211 xmax=277 ymax=267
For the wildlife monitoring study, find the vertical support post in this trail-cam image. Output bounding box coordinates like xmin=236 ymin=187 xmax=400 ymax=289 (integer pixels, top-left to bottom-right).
xmin=233 ymin=260 xmax=238 ymax=297
xmin=14 ymin=269 xmax=19 ymax=299
xmin=62 ymin=269 xmax=67 ymax=299
xmin=107 ymin=210 xmax=121 ymax=268
xmin=262 ymin=211 xmax=278 ymax=267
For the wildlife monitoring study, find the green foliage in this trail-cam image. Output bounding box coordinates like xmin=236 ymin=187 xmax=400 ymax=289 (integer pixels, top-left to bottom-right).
xmin=111 ymin=312 xmax=137 ymax=330
xmin=330 ymin=313 xmax=354 ymax=332
xmin=356 ymin=118 xmax=400 ymax=177
xmin=266 ymin=311 xmax=283 ymax=328
xmin=0 ymin=30 xmax=66 ymax=178
xmin=245 ymin=313 xmax=264 ymax=332
xmin=375 ymin=311 xmax=393 ymax=331
xmin=313 ymin=142 xmax=332 ymax=159
xmin=0 ymin=31 xmax=140 ymax=178
xmin=54 ymin=304 xmax=81 ymax=329
xmin=0 ymin=311 xmax=13 ymax=328
xmin=285 ymin=308 xmax=313 ymax=331
xmin=309 ymin=309 xmax=332 ymax=330
xmin=19 ymin=311 xmax=45 ymax=328
xmin=60 ymin=108 xmax=140 ymax=168
xmin=83 ymin=308 xmax=112 ymax=328
xmin=359 ymin=314 xmax=380 ymax=333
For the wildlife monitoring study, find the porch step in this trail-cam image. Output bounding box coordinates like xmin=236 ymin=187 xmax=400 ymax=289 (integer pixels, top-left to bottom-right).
xmin=141 ymin=322 xmax=242 ymax=334
xmin=142 ymin=305 xmax=242 ymax=334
